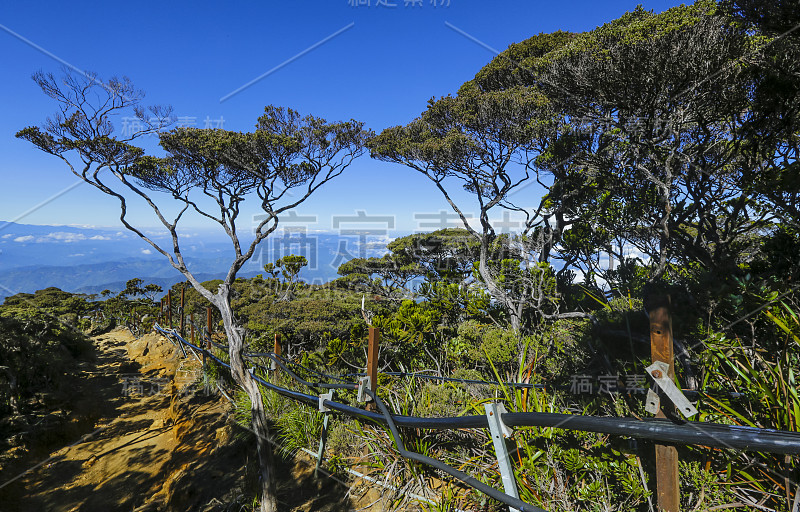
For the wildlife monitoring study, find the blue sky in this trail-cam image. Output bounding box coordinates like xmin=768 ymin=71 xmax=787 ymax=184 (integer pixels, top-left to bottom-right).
xmin=1 ymin=0 xmax=686 ymax=234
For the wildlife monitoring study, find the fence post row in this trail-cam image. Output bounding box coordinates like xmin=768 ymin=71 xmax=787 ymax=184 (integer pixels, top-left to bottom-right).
xmin=149 ymin=316 xmax=800 ymax=512
xmin=649 ymin=293 xmax=680 ymax=512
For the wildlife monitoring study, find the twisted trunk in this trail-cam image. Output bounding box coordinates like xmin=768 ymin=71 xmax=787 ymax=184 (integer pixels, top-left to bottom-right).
xmin=477 ymin=236 xmax=523 ymax=334
xmin=213 ymin=286 xmax=277 ymax=512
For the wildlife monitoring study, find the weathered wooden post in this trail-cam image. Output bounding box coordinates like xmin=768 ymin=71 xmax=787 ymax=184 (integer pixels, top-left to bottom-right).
xmin=166 ymin=290 xmax=172 ymax=328
xmin=206 ymin=306 xmax=212 ymax=349
xmin=366 ymin=327 xmax=379 ymax=411
xmin=649 ymin=293 xmax=680 ymax=512
xmin=179 ymin=286 xmax=186 ymax=338
xmin=271 ymin=333 xmax=282 ymax=378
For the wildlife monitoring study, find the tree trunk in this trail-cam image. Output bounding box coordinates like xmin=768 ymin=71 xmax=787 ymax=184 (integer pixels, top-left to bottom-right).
xmin=477 ymin=238 xmax=522 ymax=333
xmin=214 ymin=288 xmax=278 ymax=512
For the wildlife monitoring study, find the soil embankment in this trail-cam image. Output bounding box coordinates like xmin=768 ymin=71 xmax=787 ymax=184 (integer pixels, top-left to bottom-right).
xmin=0 ymin=328 xmax=386 ymax=511
xmin=0 ymin=328 xmax=251 ymax=511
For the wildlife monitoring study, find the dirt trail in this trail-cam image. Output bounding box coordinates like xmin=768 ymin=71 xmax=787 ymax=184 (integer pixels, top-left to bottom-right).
xmin=1 ymin=328 xmax=247 ymax=512
xmin=0 ymin=328 xmax=393 ymax=512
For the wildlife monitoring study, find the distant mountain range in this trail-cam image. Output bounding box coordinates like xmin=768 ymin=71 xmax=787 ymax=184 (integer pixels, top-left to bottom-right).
xmin=0 ymin=221 xmax=395 ymax=300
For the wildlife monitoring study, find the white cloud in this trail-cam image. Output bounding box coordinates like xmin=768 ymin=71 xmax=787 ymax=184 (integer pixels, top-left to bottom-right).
xmin=141 ymin=249 xmax=152 ymax=255
xmin=1 ymin=234 xmax=12 ymax=239
xmin=68 ymin=253 xmax=85 ymax=257
xmin=38 ymin=232 xmax=87 ymax=243
xmin=11 ymin=231 xmax=116 ymax=243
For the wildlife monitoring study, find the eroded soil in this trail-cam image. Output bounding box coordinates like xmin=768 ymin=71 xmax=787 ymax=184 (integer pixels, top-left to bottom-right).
xmin=0 ymin=328 xmax=379 ymax=511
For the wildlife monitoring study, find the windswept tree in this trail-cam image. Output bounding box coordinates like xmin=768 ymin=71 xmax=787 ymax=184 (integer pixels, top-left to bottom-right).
xmin=274 ymin=254 xmax=308 ymax=300
xmin=17 ymin=70 xmax=371 ymax=512
xmin=336 ymin=229 xmax=487 ymax=298
xmin=118 ymin=277 xmax=162 ymax=303
xmin=722 ymin=0 xmax=800 ymax=231
xmin=541 ymin=3 xmax=768 ymax=281
xmin=466 ymin=1 xmax=788 ymax=292
xmin=368 ymin=86 xmax=561 ymax=332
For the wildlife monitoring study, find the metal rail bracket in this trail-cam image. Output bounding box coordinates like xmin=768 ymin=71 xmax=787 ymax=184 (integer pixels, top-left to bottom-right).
xmin=319 ymin=391 xmax=333 ymax=413
xmin=645 ymin=388 xmax=661 ymax=415
xmin=645 ymin=361 xmax=698 ymax=418
xmin=357 ymin=376 xmax=372 ymax=403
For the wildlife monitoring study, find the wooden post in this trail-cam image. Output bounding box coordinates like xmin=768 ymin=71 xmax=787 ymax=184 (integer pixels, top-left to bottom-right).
xmin=167 ymin=290 xmax=172 ymax=328
xmin=206 ymin=307 xmax=213 ymax=349
xmin=180 ymin=287 xmax=186 ymax=337
xmin=272 ymin=333 xmax=282 ymax=376
xmin=366 ymin=327 xmax=379 ymax=411
xmin=649 ymin=293 xmax=680 ymax=512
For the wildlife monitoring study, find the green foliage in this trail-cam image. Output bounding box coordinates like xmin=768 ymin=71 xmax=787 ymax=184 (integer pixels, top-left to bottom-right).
xmin=337 ymin=254 xmax=421 ymax=297
xmin=418 ymin=281 xmax=493 ymax=326
xmin=415 ymin=381 xmax=478 ymax=418
xmin=385 ymin=228 xmax=482 ymax=283
xmin=447 ymin=321 xmax=519 ymax=372
xmin=0 ymin=291 xmax=93 ymax=415
xmin=536 ymin=317 xmax=594 ymax=381
xmin=232 ymin=389 xmax=252 ymax=429
xmin=508 ymin=400 xmax=651 ymax=512
xmin=14 ymin=4 xmax=800 ymax=509
xmin=678 ymin=460 xmax=737 ymax=512
xmin=695 ymin=295 xmax=799 ymax=509
xmin=325 ymin=420 xmax=363 ymax=464
xmin=275 ymin=254 xmax=307 ymax=284
xmin=275 ymin=403 xmax=324 ymax=458
xmin=374 ymin=300 xmax=439 ymax=345
xmin=118 ymin=278 xmax=162 ymax=302
xmin=238 ymin=285 xmax=377 ymax=356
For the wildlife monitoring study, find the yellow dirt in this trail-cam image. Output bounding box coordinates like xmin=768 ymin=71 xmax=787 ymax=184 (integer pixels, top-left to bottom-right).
xmin=1 ymin=328 xmax=245 ymax=512
xmin=0 ymin=328 xmax=410 ymax=512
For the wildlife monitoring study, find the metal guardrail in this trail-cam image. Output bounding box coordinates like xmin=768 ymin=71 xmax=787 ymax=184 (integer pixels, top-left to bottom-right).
xmin=152 ymin=323 xmax=800 ymax=512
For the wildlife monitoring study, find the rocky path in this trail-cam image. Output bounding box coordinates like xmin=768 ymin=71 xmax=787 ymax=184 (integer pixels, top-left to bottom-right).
xmin=0 ymin=327 xmax=392 ymax=512
xmin=0 ymin=328 xmax=245 ymax=512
